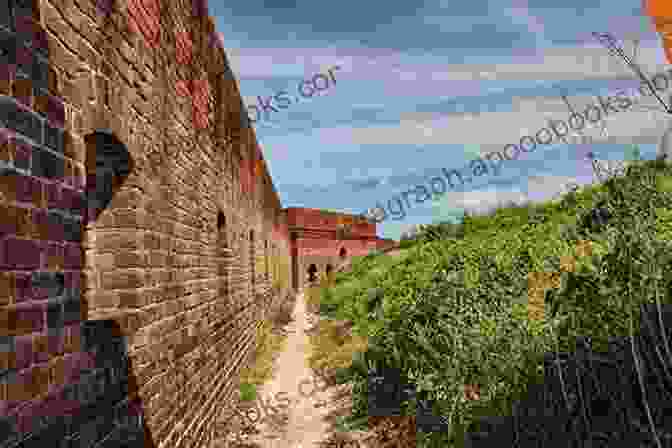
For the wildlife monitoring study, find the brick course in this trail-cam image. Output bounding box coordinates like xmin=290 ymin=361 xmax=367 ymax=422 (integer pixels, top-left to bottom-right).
xmin=285 ymin=208 xmax=396 ymax=290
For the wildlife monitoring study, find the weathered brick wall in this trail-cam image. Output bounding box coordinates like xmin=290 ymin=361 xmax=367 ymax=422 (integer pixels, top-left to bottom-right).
xmin=296 ymin=239 xmax=392 ymax=289
xmin=0 ymin=0 xmax=293 ymax=447
xmin=285 ymin=208 xmax=395 ymax=290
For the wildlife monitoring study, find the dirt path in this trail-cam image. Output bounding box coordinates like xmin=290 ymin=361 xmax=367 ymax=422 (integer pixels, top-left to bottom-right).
xmin=218 ymin=292 xmax=366 ymax=448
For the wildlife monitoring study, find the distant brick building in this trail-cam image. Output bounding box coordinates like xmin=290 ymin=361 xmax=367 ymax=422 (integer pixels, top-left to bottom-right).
xmin=285 ymin=208 xmax=396 ymax=290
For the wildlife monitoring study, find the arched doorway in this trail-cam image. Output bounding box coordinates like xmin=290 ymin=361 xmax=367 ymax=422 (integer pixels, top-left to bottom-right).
xmin=339 ymin=247 xmax=347 ymax=259
xmin=325 ymin=264 xmax=333 ymax=275
xmin=307 ymin=263 xmax=318 ymax=282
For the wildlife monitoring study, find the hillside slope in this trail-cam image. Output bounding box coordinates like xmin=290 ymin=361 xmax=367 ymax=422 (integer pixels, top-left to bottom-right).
xmin=310 ymin=157 xmax=672 ymax=447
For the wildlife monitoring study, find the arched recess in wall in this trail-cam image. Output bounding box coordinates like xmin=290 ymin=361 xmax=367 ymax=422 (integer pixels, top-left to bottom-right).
xmin=250 ymin=229 xmax=255 ymax=293
xmin=83 ymin=129 xmax=157 ymax=445
xmin=307 ymin=263 xmax=318 ymax=282
xmin=339 ymin=247 xmax=347 ymax=259
xmin=84 ymin=130 xmax=133 ymax=222
xmin=264 ymin=239 xmax=269 ymax=279
xmin=217 ymin=211 xmax=229 ymax=301
xmin=217 ymin=212 xmax=227 ymax=247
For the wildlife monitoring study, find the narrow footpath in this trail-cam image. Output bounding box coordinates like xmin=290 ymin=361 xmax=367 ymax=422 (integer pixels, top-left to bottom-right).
xmin=218 ymin=292 xmax=369 ymax=448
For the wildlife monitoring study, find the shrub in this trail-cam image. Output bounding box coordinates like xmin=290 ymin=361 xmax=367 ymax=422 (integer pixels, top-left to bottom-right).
xmin=398 ymin=238 xmax=417 ymax=249
xmin=311 ymin=158 xmax=672 ymax=447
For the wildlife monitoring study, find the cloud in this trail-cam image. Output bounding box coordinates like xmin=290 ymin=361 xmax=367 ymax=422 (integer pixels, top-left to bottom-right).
xmin=344 ymin=177 xmax=382 ymax=192
xmin=304 ymin=72 xmax=672 ymax=154
xmin=430 ymin=188 xmax=531 ymax=216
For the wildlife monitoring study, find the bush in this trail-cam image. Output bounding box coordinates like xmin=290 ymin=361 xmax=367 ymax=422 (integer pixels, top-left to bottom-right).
xmin=416 ymin=221 xmax=465 ymax=242
xmin=398 ymin=238 xmax=417 ymax=249
xmin=311 ymin=158 xmax=672 ymax=447
xmin=239 ymin=382 xmax=257 ymax=402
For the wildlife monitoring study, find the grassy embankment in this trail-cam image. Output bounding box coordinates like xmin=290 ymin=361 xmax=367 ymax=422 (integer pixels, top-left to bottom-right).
xmin=305 ymin=156 xmax=672 ymax=447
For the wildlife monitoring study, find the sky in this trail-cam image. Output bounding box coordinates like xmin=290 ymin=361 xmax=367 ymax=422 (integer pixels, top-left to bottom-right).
xmin=209 ymin=0 xmax=672 ymax=240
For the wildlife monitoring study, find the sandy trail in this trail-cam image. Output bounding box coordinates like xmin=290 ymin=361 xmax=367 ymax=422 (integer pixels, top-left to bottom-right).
xmin=218 ymin=292 xmax=362 ymax=448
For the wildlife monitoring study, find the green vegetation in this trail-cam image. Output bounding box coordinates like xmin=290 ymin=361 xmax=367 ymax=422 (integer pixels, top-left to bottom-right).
xmin=310 ymin=155 xmax=672 ymax=447
xmin=239 ymin=382 xmax=257 ymax=402
xmin=238 ymin=292 xmax=295 ymax=401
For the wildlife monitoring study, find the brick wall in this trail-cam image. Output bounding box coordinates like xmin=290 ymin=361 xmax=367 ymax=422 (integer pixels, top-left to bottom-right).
xmin=285 ymin=207 xmax=377 ymax=238
xmin=0 ymin=0 xmax=293 ymax=447
xmin=286 ymin=208 xmax=396 ymax=290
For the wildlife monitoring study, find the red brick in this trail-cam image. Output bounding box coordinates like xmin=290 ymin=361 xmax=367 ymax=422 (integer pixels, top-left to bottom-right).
xmin=13 ymin=78 xmax=33 ymax=109
xmin=47 ymin=356 xmax=65 ymax=390
xmin=73 ymin=164 xmax=85 ymax=191
xmin=31 ymin=208 xmax=50 ymax=240
xmin=43 ymin=212 xmax=64 ymax=241
xmin=175 ymin=79 xmax=191 ymax=97
xmin=0 ymin=128 xmax=14 ymax=164
xmin=6 ymin=370 xmax=37 ymax=407
xmin=63 ymin=271 xmax=82 ymax=292
xmin=36 ymin=240 xmax=51 ymax=270
xmin=101 ymin=269 xmax=143 ymax=290
xmin=65 ymin=351 xmax=95 ymax=381
xmin=47 ymin=66 xmax=58 ymax=96
xmin=0 ymin=271 xmax=10 ymax=306
xmin=14 ymin=333 xmax=34 ymax=370
xmin=62 ymin=158 xmax=74 ymax=188
xmin=14 ymin=397 xmax=42 ymax=434
xmin=59 ymin=187 xmax=84 ymax=216
xmin=43 ymin=180 xmax=61 ymax=209
xmin=63 ymin=324 xmax=81 ymax=353
xmin=13 ymin=140 xmax=31 ymax=172
xmin=46 ymin=95 xmax=65 ymax=128
xmin=176 ymin=31 xmax=193 ymax=65
xmin=3 ymin=238 xmax=41 ymax=270
xmin=14 ymin=175 xmax=42 ymax=207
xmin=46 ymin=330 xmax=64 ymax=358
xmin=60 ymin=352 xmax=82 ymax=383
xmin=13 ymin=272 xmax=32 ymax=303
xmin=33 ymin=332 xmax=49 ymax=363
xmin=0 ymin=203 xmax=18 ymax=236
xmin=128 ymin=0 xmax=160 ymax=47
xmin=63 ymin=243 xmax=82 ymax=269
xmin=44 ymin=242 xmax=64 ymax=270
xmin=9 ymin=302 xmax=45 ymax=335
xmin=36 ymin=386 xmax=82 ymax=419
xmin=14 ymin=205 xmax=32 ymax=238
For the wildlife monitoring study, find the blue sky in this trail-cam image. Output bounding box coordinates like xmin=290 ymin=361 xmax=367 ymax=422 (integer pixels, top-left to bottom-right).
xmin=209 ymin=0 xmax=672 ymax=240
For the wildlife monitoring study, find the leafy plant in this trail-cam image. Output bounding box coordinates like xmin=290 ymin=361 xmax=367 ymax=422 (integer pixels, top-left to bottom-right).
xmin=308 ymin=154 xmax=672 ymax=447
xmin=239 ymin=382 xmax=257 ymax=402
xmin=416 ymin=221 xmax=465 ymax=242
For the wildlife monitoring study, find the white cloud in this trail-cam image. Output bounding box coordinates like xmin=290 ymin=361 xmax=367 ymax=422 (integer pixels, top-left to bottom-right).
xmin=306 ymin=72 xmax=672 ymax=154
